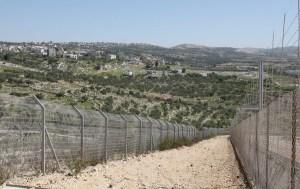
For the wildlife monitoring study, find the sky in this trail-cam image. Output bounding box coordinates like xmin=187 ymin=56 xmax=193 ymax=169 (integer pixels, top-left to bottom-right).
xmin=0 ymin=0 xmax=298 ymax=48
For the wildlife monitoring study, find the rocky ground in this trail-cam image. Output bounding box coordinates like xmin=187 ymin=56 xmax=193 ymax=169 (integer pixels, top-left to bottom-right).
xmin=5 ymin=136 xmax=246 ymax=189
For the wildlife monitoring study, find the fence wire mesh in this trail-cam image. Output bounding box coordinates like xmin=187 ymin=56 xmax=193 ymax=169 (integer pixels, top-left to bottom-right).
xmin=231 ymin=89 xmax=300 ymax=189
xmin=0 ymin=94 xmax=227 ymax=177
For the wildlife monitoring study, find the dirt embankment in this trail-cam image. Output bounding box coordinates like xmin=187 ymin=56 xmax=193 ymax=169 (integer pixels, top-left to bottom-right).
xmin=7 ymin=136 xmax=246 ymax=189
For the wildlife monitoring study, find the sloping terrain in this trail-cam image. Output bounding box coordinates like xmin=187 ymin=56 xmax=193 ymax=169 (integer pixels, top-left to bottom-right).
xmin=6 ymin=136 xmax=246 ymax=189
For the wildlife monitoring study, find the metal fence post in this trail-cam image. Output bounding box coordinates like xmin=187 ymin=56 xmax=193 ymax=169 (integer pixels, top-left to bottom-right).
xmin=120 ymin=115 xmax=128 ymax=160
xmin=291 ymin=90 xmax=297 ymax=189
xmin=180 ymin=125 xmax=182 ymax=138
xmin=33 ymin=96 xmax=46 ymax=175
xmin=180 ymin=124 xmax=182 ymax=138
xmin=192 ymin=127 xmax=194 ymax=138
xmin=157 ymin=120 xmax=163 ymax=144
xmin=255 ymin=111 xmax=260 ymax=186
xmin=175 ymin=124 xmax=177 ymax=139
xmin=179 ymin=124 xmax=181 ymax=138
xmin=166 ymin=122 xmax=169 ymax=139
xmin=135 ymin=115 xmax=143 ymax=154
xmin=33 ymin=96 xmax=61 ymax=174
xmin=173 ymin=123 xmax=176 ymax=142
xmin=99 ymin=111 xmax=108 ymax=162
xmin=266 ymin=104 xmax=270 ymax=189
xmin=177 ymin=124 xmax=180 ymax=139
xmin=73 ymin=106 xmax=84 ymax=160
xmin=185 ymin=125 xmax=187 ymax=138
xmin=259 ymin=61 xmax=264 ymax=110
xmin=146 ymin=117 xmax=153 ymax=152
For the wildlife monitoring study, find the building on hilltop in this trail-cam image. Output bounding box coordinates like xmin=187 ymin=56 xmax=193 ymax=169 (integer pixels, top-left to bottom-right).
xmin=106 ymin=54 xmax=117 ymax=60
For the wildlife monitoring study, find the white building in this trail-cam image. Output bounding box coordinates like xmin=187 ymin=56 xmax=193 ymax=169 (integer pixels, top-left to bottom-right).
xmin=107 ymin=54 xmax=117 ymax=60
xmin=41 ymin=49 xmax=48 ymax=56
xmin=64 ymin=53 xmax=78 ymax=60
xmin=69 ymin=54 xmax=78 ymax=60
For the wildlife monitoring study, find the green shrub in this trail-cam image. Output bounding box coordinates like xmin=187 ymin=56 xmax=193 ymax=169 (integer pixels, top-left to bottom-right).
xmin=67 ymin=159 xmax=98 ymax=175
xmin=0 ymin=167 xmax=13 ymax=185
xmin=159 ymin=138 xmax=195 ymax=151
xmin=159 ymin=139 xmax=174 ymax=151
xmin=36 ymin=93 xmax=44 ymax=100
xmin=81 ymin=87 xmax=88 ymax=93
xmin=129 ymin=108 xmax=140 ymax=115
xmin=56 ymin=91 xmax=65 ymax=97
xmin=80 ymin=95 xmax=89 ymax=102
xmin=149 ymin=107 xmax=161 ymax=119
xmin=9 ymin=91 xmax=29 ymax=97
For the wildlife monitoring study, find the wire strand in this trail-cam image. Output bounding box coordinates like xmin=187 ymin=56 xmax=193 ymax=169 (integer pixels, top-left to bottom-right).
xmin=284 ymin=14 xmax=298 ymax=36
xmin=285 ymin=30 xmax=298 ymax=46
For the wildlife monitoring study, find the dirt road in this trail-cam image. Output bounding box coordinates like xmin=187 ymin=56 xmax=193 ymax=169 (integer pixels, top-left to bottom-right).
xmin=7 ymin=136 xmax=246 ymax=189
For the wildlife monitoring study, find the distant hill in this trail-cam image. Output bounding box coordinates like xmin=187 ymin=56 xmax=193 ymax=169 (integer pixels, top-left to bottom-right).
xmin=235 ymin=48 xmax=264 ymax=54
xmin=4 ymin=41 xmax=297 ymax=65
xmin=129 ymin=43 xmax=300 ymax=64
xmin=172 ymin=44 xmax=209 ymax=49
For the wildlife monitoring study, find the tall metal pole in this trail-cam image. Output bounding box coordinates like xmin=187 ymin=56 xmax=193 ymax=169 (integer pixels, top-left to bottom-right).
xmin=259 ymin=61 xmax=264 ymax=110
xmin=291 ymin=90 xmax=297 ymax=189
xmin=266 ymin=104 xmax=270 ymax=189
xmin=298 ymin=0 xmax=300 ymax=58
xmin=282 ymin=13 xmax=286 ymax=57
xmin=272 ymin=32 xmax=275 ymax=56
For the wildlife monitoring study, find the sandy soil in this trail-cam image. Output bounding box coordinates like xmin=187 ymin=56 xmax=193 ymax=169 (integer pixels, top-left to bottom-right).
xmin=7 ymin=136 xmax=246 ymax=189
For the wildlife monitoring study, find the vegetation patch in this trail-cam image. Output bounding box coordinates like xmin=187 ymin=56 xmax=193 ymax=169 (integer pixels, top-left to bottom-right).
xmin=159 ymin=137 xmax=199 ymax=151
xmin=0 ymin=167 xmax=14 ymax=185
xmin=67 ymin=159 xmax=99 ymax=175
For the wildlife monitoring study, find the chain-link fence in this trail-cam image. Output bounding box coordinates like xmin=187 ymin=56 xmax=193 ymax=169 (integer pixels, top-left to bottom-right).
xmin=0 ymin=94 xmax=227 ymax=177
xmin=231 ymin=90 xmax=300 ymax=189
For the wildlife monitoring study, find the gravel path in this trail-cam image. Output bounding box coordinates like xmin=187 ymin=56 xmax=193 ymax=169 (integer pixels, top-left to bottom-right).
xmin=7 ymin=136 xmax=246 ymax=189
